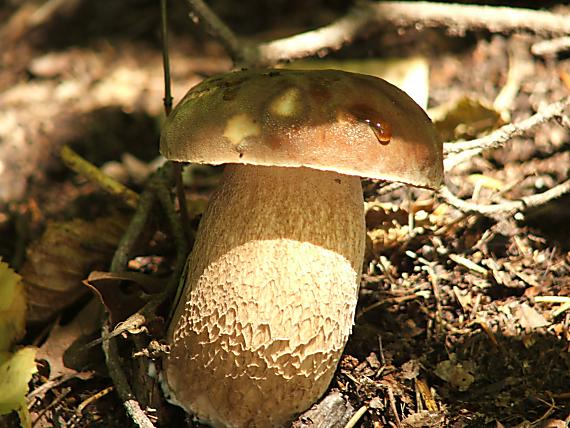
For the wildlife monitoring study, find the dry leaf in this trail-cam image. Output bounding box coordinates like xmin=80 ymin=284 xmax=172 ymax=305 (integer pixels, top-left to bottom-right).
xmin=434 ymin=359 xmax=475 ymax=391
xmin=21 ymin=214 xmax=128 ymax=322
xmin=467 ymin=174 xmax=504 ymax=191
xmin=36 ymin=300 xmax=100 ymax=380
xmin=401 ymin=359 xmax=420 ymax=380
xmin=516 ymin=303 xmax=549 ymax=330
xmin=83 ymin=270 xmax=166 ymax=324
xmin=365 ymin=202 xmax=443 ymax=255
xmin=401 ymin=410 xmax=445 ymax=428
xmin=429 ymin=95 xmax=504 ymax=141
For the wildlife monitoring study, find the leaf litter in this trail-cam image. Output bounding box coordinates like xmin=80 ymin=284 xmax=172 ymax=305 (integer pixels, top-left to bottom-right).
xmin=0 ymin=1 xmax=569 ymax=427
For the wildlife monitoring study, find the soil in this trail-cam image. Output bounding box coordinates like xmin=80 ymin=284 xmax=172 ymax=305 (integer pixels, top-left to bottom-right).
xmin=0 ymin=1 xmax=568 ymax=427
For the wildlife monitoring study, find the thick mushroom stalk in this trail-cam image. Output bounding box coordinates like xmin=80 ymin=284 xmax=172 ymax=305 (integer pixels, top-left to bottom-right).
xmin=165 ymin=164 xmax=365 ymax=427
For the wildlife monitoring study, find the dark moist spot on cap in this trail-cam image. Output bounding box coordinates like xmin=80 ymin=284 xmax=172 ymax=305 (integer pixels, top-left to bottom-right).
xmin=308 ymin=79 xmax=332 ymax=103
xmin=222 ymin=77 xmax=249 ymax=88
xmin=223 ymin=86 xmax=240 ymax=101
xmin=334 ymin=178 xmax=342 ymax=184
xmin=347 ymin=103 xmax=392 ymax=145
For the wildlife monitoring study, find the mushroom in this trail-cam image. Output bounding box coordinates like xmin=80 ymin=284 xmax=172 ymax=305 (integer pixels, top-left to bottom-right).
xmin=160 ymin=69 xmax=443 ymax=428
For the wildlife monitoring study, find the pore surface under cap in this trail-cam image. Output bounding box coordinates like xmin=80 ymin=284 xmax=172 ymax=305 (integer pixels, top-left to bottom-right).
xmin=161 ymin=68 xmax=443 ymax=189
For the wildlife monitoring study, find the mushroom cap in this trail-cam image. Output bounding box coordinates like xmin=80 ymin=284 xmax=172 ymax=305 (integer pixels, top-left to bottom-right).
xmin=161 ymin=68 xmax=443 ymax=189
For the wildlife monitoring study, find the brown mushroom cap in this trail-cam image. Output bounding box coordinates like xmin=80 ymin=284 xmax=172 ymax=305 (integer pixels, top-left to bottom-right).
xmin=161 ymin=68 xmax=443 ymax=189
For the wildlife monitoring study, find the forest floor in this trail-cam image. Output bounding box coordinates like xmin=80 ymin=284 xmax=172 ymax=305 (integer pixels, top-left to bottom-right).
xmin=0 ymin=1 xmax=569 ymax=427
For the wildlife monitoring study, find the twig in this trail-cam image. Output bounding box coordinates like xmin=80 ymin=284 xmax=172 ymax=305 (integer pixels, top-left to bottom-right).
xmin=101 ymin=324 xmax=156 ymax=428
xmin=534 ymin=296 xmax=570 ymax=304
xmin=171 ymin=162 xmax=193 ymax=245
xmin=160 ymin=0 xmax=173 ymax=116
xmin=439 ymin=180 xmax=570 ymax=215
xmin=31 ymin=387 xmax=72 ymax=428
xmin=343 ymin=405 xmax=368 ymax=428
xmin=443 ymin=99 xmax=570 ymax=169
xmin=386 ymin=386 xmax=401 ymax=425
xmin=255 ymin=5 xmax=371 ymax=66
xmin=423 ymin=260 xmax=443 ymax=336
xmin=161 ymin=0 xmax=192 ymax=245
xmin=474 ymin=318 xmax=502 ymax=351
xmin=438 ymin=100 xmax=570 ymax=216
xmin=60 ymin=145 xmax=139 ymax=209
xmin=367 ymin=2 xmax=570 ymax=36
xmin=375 ymin=181 xmax=406 ymax=196
xmin=102 ymin=162 xmax=188 ymax=426
xmin=254 ymin=1 xmax=570 ymax=65
xmin=183 ymin=0 xmax=245 ymax=63
xmin=110 ymin=188 xmax=155 ymax=272
xmin=378 ymin=335 xmax=386 ymax=366
xmin=448 ymin=254 xmax=488 ymax=276
xmin=75 ymin=386 xmax=114 ymax=416
xmin=153 ymin=172 xmax=190 ymax=307
xmin=181 ymin=0 xmax=570 ymax=67
xmin=532 ymin=36 xmax=570 ymax=57
xmin=28 ymin=0 xmax=81 ymax=28
xmin=27 ymin=372 xmax=86 ymax=402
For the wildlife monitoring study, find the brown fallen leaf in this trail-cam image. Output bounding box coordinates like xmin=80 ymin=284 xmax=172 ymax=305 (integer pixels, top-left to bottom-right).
xmin=434 ymin=357 xmax=475 ymax=391
xmin=21 ymin=214 xmax=128 ymax=322
xmin=429 ymin=95 xmax=505 ymax=141
xmin=365 ymin=202 xmax=443 ymax=256
xmin=516 ymin=303 xmax=549 ymax=331
xmin=83 ymin=270 xmax=166 ymax=324
xmin=401 ymin=410 xmax=445 ymax=428
xmin=36 ymin=299 xmax=101 ymax=380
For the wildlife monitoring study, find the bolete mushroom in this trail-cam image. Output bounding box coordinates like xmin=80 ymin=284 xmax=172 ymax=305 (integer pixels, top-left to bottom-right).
xmin=161 ymin=69 xmax=443 ymax=428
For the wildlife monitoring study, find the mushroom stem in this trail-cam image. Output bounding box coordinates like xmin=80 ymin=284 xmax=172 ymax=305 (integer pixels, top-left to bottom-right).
xmin=165 ymin=164 xmax=365 ymax=428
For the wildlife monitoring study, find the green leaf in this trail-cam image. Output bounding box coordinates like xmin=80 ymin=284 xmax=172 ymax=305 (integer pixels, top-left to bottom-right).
xmin=0 ymin=347 xmax=37 ymax=428
xmin=0 ymin=260 xmax=26 ymax=351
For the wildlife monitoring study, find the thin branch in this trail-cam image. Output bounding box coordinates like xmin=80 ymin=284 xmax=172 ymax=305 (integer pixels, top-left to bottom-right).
xmin=60 ymin=145 xmax=139 ymax=209
xmin=369 ymin=2 xmax=570 ymax=36
xmin=153 ymin=173 xmax=190 ymax=284
xmin=183 ymin=0 xmax=245 ymax=63
xmin=101 ymin=324 xmax=156 ymax=428
xmin=254 ymin=1 xmax=570 ymax=65
xmin=532 ymin=36 xmax=570 ymax=57
xmin=375 ymin=181 xmax=406 ymax=196
xmin=439 ymin=180 xmax=570 ymax=215
xmin=110 ymin=188 xmax=155 ymax=272
xmin=161 ymin=0 xmax=192 ymax=243
xmin=444 ymin=99 xmax=570 ymax=170
xmin=171 ymin=162 xmax=193 ymax=245
xmin=255 ymin=5 xmax=371 ymax=65
xmin=160 ymin=0 xmax=173 ymax=115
